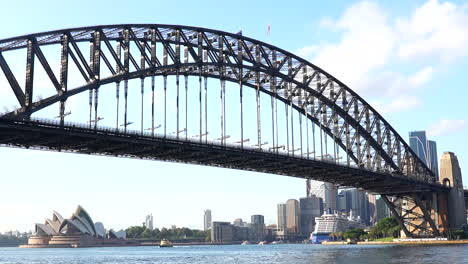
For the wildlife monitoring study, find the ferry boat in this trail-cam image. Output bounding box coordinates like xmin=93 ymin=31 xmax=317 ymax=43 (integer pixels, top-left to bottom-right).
xmin=159 ymin=239 xmax=173 ymax=248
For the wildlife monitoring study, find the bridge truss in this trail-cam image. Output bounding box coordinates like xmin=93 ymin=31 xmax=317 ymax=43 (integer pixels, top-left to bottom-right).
xmin=0 ymin=24 xmax=448 ymax=237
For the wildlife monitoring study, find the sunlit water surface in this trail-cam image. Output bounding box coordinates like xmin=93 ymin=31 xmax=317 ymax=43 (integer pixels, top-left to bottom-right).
xmin=1 ymin=244 xmax=467 ymax=264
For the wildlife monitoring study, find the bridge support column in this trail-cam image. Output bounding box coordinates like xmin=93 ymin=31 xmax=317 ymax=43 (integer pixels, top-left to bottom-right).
xmin=383 ymin=194 xmax=442 ymax=238
xmin=438 ymin=152 xmax=467 ymax=234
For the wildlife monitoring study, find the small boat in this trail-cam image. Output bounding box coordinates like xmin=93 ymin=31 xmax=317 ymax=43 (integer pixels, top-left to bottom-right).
xmin=159 ymin=239 xmax=173 ymax=248
xmin=241 ymin=240 xmax=251 ymax=245
xmin=258 ymin=241 xmax=267 ymax=245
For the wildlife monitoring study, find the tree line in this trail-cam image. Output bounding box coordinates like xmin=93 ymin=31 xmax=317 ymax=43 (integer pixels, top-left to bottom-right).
xmin=125 ymin=226 xmax=209 ymax=241
xmin=329 ymin=217 xmax=401 ymax=241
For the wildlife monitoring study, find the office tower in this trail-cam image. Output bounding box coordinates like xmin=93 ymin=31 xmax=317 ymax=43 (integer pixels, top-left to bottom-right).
xmin=309 ymin=180 xmax=337 ymax=212
xmin=145 ymin=214 xmax=153 ymax=230
xmin=338 ymin=188 xmax=370 ymax=224
xmin=211 ymin=222 xmax=233 ymax=242
xmin=299 ymin=195 xmax=323 ymax=235
xmin=337 ymin=189 xmax=352 ymax=214
xmin=368 ymin=194 xmax=377 ymax=225
xmin=233 ymin=218 xmax=244 ymax=227
xmin=286 ymin=199 xmax=300 ymax=235
xmin=232 ymin=225 xmax=250 ymax=241
xmin=409 ymin=131 xmax=428 ymax=164
xmin=204 ymin=209 xmax=212 ymax=231
xmin=250 ymin=215 xmax=265 ymax=242
xmin=409 ymin=131 xmax=439 ymax=180
xmin=428 ymin=140 xmax=439 ymax=180
xmin=375 ymin=195 xmax=390 ymax=222
xmin=277 ymin=203 xmax=287 ymax=230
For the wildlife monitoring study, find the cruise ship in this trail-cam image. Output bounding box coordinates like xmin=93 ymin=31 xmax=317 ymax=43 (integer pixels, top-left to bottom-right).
xmin=310 ymin=212 xmax=367 ymax=244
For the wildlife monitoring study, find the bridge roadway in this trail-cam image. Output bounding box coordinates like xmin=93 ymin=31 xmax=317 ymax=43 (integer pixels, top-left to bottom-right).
xmin=1 ymin=118 xmax=461 ymax=197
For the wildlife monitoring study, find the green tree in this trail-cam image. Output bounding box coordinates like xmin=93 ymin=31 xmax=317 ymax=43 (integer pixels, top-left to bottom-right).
xmin=335 ymin=232 xmax=344 ymax=241
xmin=344 ymin=229 xmax=366 ymax=241
xmin=126 ymin=226 xmax=146 ymax=239
xmin=141 ymin=228 xmax=153 ymax=239
xmin=369 ymin=217 xmax=401 ymax=239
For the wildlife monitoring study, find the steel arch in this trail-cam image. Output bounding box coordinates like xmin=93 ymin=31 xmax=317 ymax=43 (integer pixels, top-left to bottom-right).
xmin=0 ymin=24 xmax=434 ymax=183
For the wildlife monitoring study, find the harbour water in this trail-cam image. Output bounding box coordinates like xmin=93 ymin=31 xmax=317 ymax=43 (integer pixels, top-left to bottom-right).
xmin=1 ymin=244 xmax=468 ymax=264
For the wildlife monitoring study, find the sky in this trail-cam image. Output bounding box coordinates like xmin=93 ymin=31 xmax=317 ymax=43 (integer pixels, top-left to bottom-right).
xmin=1 ymin=0 xmax=468 ymax=232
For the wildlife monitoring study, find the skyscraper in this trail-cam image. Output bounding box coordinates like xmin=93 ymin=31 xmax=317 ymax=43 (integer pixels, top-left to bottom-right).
xmin=286 ymin=199 xmax=300 ymax=235
xmin=409 ymin=131 xmax=427 ymax=163
xmin=277 ymin=203 xmax=287 ymax=230
xmin=211 ymin=222 xmax=233 ymax=242
xmin=368 ymin=194 xmax=377 ymax=225
xmin=336 ymin=188 xmax=370 ymax=224
xmin=428 ymin=140 xmax=439 ymax=180
xmin=309 ymin=180 xmax=337 ymax=212
xmin=233 ymin=218 xmax=245 ymax=227
xmin=204 ymin=209 xmax=212 ymax=231
xmin=250 ymin=215 xmax=265 ymax=242
xmin=145 ymin=214 xmax=153 ymax=230
xmin=375 ymin=195 xmax=390 ymax=222
xmin=409 ymin=131 xmax=439 ymax=180
xmin=299 ymin=196 xmax=323 ymax=236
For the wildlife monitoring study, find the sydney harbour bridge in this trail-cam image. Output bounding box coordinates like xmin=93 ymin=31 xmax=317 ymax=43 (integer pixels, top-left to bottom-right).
xmin=0 ymin=24 xmax=466 ymax=238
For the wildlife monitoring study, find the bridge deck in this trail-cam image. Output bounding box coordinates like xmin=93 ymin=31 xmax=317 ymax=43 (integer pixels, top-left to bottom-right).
xmin=0 ymin=119 xmax=451 ymax=195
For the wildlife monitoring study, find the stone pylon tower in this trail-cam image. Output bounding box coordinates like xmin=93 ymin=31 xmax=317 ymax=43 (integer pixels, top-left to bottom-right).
xmin=438 ymin=152 xmax=466 ymax=230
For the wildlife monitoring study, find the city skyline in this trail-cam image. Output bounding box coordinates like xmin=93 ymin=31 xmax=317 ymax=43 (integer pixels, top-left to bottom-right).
xmin=1 ymin=0 xmax=468 ymax=233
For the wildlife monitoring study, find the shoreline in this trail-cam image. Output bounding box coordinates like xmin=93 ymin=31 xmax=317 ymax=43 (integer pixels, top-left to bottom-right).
xmin=322 ymin=240 xmax=468 ymax=245
xmin=16 ymin=240 xmax=468 ymax=248
xmin=18 ymin=241 xmax=245 ymax=248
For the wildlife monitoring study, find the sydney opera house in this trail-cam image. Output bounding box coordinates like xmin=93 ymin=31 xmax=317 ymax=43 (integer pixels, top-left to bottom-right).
xmin=23 ymin=206 xmax=132 ymax=248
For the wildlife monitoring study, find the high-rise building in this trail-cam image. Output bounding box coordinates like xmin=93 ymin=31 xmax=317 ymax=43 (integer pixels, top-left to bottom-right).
xmin=337 ymin=188 xmax=370 ymax=224
xmin=299 ymin=195 xmax=323 ymax=236
xmin=233 ymin=218 xmax=245 ymax=227
xmin=145 ymin=214 xmax=153 ymax=230
xmin=428 ymin=140 xmax=439 ymax=180
xmin=286 ymin=199 xmax=300 ymax=235
xmin=337 ymin=193 xmax=347 ymax=213
xmin=375 ymin=195 xmax=390 ymax=222
xmin=250 ymin=215 xmax=265 ymax=242
xmin=309 ymin=180 xmax=337 ymax=211
xmin=409 ymin=131 xmax=428 ymax=163
xmin=204 ymin=209 xmax=212 ymax=231
xmin=233 ymin=225 xmax=250 ymax=241
xmin=211 ymin=222 xmax=233 ymax=242
xmin=409 ymin=131 xmax=439 ymax=180
xmin=277 ymin=203 xmax=287 ymax=230
xmin=368 ymin=194 xmax=377 ymax=225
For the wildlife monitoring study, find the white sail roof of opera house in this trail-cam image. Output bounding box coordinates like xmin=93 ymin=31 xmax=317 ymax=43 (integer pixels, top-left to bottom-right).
xmin=33 ymin=205 xmax=104 ymax=237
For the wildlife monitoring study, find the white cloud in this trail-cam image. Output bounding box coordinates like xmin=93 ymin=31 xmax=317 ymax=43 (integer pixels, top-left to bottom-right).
xmin=356 ymin=66 xmax=433 ymax=98
xmin=396 ymin=0 xmax=468 ymax=62
xmin=427 ymin=119 xmax=468 ymax=137
xmin=296 ymin=46 xmax=318 ymax=57
xmin=372 ymin=96 xmax=422 ymax=114
xmin=311 ymin=1 xmax=396 ymax=91
xmin=407 ymin=66 xmax=433 ymax=87
xmin=298 ymin=0 xmax=468 ymax=111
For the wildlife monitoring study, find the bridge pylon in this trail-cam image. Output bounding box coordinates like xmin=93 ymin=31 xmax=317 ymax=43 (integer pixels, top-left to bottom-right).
xmin=383 ymin=151 xmax=466 ymax=238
